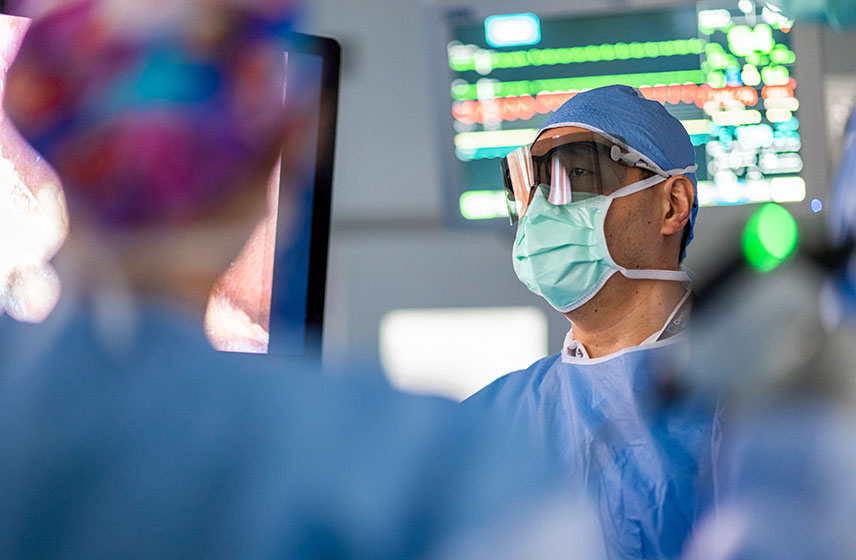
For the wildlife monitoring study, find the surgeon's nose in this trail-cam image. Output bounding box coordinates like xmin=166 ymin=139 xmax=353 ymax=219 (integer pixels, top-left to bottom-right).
xmin=548 ymin=157 xmax=572 ymax=206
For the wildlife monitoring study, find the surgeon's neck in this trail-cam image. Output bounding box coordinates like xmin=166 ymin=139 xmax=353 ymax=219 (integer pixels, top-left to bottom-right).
xmin=61 ymin=223 xmax=237 ymax=325
xmin=565 ymin=275 xmax=687 ymax=358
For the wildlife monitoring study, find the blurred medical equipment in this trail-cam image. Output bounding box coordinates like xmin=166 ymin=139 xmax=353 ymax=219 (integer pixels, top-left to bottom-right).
xmin=683 ymin=44 xmax=856 ymax=558
xmin=205 ymin=32 xmax=339 ymax=356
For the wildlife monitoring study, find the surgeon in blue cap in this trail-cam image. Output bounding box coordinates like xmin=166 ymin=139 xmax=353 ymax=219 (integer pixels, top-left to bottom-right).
xmin=467 ymin=85 xmax=719 ymax=559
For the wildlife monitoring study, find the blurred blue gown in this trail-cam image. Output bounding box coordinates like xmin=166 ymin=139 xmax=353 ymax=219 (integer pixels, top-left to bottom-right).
xmin=0 ymin=286 xmax=575 ymax=559
xmin=466 ymin=334 xmax=719 ymax=560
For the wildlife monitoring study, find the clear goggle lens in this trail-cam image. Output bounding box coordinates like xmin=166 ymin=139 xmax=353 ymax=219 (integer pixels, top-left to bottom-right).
xmin=501 ymin=131 xmax=664 ymax=224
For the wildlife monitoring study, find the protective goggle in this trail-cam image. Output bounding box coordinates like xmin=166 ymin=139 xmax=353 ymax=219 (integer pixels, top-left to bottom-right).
xmin=500 ymin=130 xmax=668 ymax=224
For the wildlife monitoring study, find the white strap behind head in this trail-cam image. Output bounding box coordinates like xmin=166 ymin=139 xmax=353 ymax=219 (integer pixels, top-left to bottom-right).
xmin=608 ymin=163 xmax=698 ymax=200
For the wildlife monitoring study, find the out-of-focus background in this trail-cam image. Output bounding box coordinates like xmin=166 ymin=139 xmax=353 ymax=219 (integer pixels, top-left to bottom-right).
xmin=5 ymin=0 xmax=856 ymax=400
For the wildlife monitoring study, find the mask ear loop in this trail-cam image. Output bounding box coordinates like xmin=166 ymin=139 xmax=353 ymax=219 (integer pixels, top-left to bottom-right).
xmin=606 ymin=159 xmax=699 ymax=282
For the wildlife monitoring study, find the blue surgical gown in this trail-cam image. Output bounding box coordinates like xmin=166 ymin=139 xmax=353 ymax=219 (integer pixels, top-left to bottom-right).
xmin=466 ymin=336 xmax=720 ymax=560
xmin=0 ymin=291 xmax=578 ymax=559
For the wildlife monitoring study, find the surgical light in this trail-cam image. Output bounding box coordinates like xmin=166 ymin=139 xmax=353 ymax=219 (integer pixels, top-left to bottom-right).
xmin=743 ymin=203 xmax=798 ymax=272
xmin=485 ymin=13 xmax=541 ymax=48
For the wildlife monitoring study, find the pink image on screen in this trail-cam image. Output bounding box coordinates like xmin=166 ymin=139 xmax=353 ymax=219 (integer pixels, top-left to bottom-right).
xmin=0 ymin=14 xmax=69 ymax=324
xmin=204 ymin=158 xmax=281 ymax=353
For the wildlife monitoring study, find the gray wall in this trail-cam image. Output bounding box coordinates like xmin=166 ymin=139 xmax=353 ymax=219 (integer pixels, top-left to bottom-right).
xmin=306 ymin=1 xmax=856 ymax=373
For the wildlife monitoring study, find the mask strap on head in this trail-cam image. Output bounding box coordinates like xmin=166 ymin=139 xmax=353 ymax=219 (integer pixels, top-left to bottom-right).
xmin=608 ymin=164 xmax=698 ymax=200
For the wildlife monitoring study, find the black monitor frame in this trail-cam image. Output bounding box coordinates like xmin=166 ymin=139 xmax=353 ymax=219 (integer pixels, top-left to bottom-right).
xmin=298 ymin=32 xmax=340 ymax=356
xmin=268 ymin=32 xmax=340 ymax=358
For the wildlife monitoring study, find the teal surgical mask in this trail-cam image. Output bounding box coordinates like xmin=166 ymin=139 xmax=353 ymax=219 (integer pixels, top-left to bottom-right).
xmin=512 ymin=175 xmax=691 ymax=313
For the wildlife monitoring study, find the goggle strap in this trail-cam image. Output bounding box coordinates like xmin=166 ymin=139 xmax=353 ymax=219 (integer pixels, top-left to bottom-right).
xmin=608 ymin=164 xmax=698 ymax=200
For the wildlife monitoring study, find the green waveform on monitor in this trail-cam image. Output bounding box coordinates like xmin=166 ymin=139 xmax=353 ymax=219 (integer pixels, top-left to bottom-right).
xmin=448 ymin=38 xmax=705 ymax=73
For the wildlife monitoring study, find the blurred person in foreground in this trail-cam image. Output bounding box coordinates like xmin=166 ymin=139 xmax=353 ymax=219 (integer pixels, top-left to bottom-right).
xmin=679 ymin=5 xmax=856 ymax=558
xmin=682 ymin=85 xmax=856 ymax=560
xmin=681 ymin=4 xmax=856 ymax=554
xmin=0 ymin=1 xmax=603 ymax=558
xmin=466 ymin=85 xmax=720 ymax=559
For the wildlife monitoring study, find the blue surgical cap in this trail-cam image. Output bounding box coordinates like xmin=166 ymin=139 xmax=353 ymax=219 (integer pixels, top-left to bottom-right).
xmin=538 ymin=85 xmax=699 ymax=259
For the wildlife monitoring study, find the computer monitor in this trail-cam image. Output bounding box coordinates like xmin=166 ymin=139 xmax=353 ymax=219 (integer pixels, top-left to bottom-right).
xmin=205 ymin=32 xmax=340 ymax=357
xmin=431 ymin=2 xmax=808 ymax=227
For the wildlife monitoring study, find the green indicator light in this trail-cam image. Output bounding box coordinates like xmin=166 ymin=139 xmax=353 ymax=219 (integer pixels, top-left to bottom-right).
xmin=630 ymin=42 xmax=645 ymax=58
xmin=742 ymin=203 xmax=798 ymax=272
xmin=450 ymin=82 xmax=474 ymax=100
xmin=449 ymin=59 xmax=472 ymax=72
xmin=707 ymin=71 xmax=726 ymax=88
xmin=614 ymin=43 xmax=630 ymax=58
xmin=770 ymin=45 xmax=796 ymax=65
xmin=705 ymin=42 xmax=724 ymax=55
xmin=707 ymin=51 xmax=730 ymax=70
xmin=761 ymin=65 xmax=790 ymax=86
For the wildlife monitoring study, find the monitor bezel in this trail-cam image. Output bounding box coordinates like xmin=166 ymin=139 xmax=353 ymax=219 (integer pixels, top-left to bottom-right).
xmin=270 ymin=32 xmax=341 ymax=358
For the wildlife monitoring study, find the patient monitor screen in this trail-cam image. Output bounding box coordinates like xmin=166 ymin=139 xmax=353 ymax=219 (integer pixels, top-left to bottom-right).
xmin=444 ymin=3 xmax=804 ymax=222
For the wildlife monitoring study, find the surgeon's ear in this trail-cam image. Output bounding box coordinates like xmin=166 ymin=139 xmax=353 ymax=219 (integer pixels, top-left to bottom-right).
xmin=661 ymin=175 xmax=694 ymax=236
